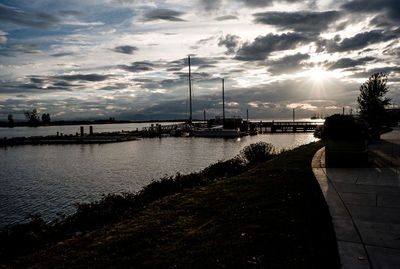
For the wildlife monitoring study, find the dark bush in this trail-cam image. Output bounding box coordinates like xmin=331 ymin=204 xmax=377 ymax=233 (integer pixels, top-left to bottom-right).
xmin=314 ymin=114 xmax=367 ymax=141
xmin=240 ymin=142 xmax=276 ymax=164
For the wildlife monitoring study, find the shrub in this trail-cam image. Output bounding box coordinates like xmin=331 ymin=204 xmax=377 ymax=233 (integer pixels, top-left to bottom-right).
xmin=239 ymin=142 xmax=276 ymax=164
xmin=315 ymin=114 xmax=367 ymax=141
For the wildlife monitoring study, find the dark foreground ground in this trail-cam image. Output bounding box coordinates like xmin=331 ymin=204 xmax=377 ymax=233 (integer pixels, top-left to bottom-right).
xmin=1 ymin=142 xmax=339 ymax=268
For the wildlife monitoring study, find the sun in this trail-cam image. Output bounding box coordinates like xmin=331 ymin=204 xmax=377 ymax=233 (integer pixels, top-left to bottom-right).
xmin=299 ymin=66 xmax=336 ymax=100
xmin=308 ymin=67 xmax=330 ymax=83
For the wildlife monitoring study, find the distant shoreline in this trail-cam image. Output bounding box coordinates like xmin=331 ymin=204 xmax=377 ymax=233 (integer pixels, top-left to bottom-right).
xmin=0 ymin=119 xmax=193 ymax=128
xmin=0 ymin=117 xmax=324 ymax=128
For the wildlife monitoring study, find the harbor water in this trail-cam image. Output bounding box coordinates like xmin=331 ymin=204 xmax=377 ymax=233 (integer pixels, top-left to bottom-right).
xmin=0 ymin=122 xmax=319 ymax=227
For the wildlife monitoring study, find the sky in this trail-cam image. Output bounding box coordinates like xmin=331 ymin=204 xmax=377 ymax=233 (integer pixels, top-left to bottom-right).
xmin=0 ymin=0 xmax=399 ymax=121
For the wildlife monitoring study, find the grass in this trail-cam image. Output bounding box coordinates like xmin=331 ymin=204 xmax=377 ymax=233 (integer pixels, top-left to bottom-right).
xmin=2 ymin=141 xmax=339 ymax=268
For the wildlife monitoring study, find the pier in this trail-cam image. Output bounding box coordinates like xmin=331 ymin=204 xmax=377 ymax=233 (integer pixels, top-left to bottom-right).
xmin=250 ymin=121 xmax=319 ymax=133
xmin=139 ymin=121 xmax=319 ymax=137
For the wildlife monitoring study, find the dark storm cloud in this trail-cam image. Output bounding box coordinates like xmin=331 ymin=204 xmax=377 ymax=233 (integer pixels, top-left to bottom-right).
xmin=167 ymin=57 xmax=224 ymax=71
xmin=236 ymin=0 xmax=279 ymax=7
xmin=59 ymin=10 xmax=85 ymax=17
xmin=53 ymin=81 xmax=76 ymax=87
xmin=135 ymin=77 xmax=187 ymax=92
xmin=351 ymin=66 xmax=400 ymax=79
xmin=118 ymin=61 xmax=155 ymax=72
xmin=142 ymin=9 xmax=185 ymax=22
xmin=342 ymin=0 xmax=400 ymax=24
xmin=0 ymin=51 xmax=13 ymax=57
xmin=235 ymin=32 xmax=316 ymax=61
xmin=215 ymin=15 xmax=238 ymax=21
xmin=369 ymin=15 xmax=397 ymax=28
xmin=54 ymin=74 xmax=111 ymax=82
xmin=99 ymin=83 xmax=131 ymax=91
xmin=0 ymin=3 xmax=60 ymax=29
xmin=384 ymin=47 xmax=400 ymax=57
xmin=0 ymin=73 xmax=116 ymax=94
xmin=133 ymin=78 xmax=161 ymax=90
xmin=197 ymin=64 xmax=216 ymax=69
xmin=328 ymin=57 xmax=375 ymax=70
xmin=50 ymin=52 xmax=75 ymax=57
xmin=186 ymin=57 xmax=226 ymax=68
xmin=112 ymin=45 xmax=138 ymax=55
xmin=112 ymin=0 xmax=139 ymax=4
xmin=218 ymin=34 xmax=240 ymax=55
xmin=253 ymin=11 xmax=342 ymax=32
xmin=173 ymin=71 xmax=215 ymax=81
xmin=198 ymin=0 xmax=310 ymax=10
xmin=30 ymin=77 xmax=45 ymax=84
xmin=198 ymin=0 xmax=223 ymax=11
xmin=266 ymin=53 xmax=310 ymax=74
xmin=132 ymin=70 xmax=219 ymax=93
xmin=27 ymin=75 xmax=80 ymax=90
xmin=0 ymin=81 xmax=70 ymax=94
xmin=322 ymin=29 xmax=399 ymax=53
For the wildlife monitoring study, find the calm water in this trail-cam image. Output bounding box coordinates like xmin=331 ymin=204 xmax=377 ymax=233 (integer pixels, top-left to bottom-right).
xmin=0 ymin=122 xmax=318 ymax=227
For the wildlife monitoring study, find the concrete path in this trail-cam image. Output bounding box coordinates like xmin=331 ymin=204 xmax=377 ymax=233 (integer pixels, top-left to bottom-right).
xmin=312 ymin=128 xmax=400 ymax=269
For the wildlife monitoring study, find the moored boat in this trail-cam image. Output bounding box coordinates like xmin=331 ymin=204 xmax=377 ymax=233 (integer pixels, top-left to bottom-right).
xmin=193 ymin=125 xmax=240 ymax=138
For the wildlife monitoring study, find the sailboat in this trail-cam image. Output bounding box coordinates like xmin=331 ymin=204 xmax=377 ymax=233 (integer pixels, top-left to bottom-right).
xmin=170 ymin=55 xmax=194 ymax=137
xmin=193 ymin=78 xmax=241 ymax=138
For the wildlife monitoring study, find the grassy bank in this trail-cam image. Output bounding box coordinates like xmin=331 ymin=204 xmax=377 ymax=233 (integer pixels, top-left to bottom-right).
xmin=2 ymin=141 xmax=339 ymax=268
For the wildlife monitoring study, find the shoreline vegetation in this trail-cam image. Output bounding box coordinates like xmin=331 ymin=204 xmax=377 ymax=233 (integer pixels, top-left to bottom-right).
xmin=0 ymin=141 xmax=339 ymax=268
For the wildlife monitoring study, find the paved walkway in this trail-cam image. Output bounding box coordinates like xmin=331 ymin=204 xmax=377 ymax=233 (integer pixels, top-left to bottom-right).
xmin=312 ymin=128 xmax=400 ymax=269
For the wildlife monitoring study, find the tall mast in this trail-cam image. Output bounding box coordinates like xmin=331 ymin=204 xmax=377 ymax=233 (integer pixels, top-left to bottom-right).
xmin=222 ymin=78 xmax=225 ymax=126
xmin=293 ymin=108 xmax=295 ymax=122
xmin=188 ymin=55 xmax=192 ymax=124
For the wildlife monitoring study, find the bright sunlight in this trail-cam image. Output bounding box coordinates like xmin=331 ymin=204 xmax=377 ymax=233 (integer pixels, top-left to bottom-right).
xmin=308 ymin=67 xmax=331 ymax=82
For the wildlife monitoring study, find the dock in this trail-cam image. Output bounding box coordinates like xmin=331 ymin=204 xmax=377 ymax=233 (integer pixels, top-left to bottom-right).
xmin=140 ymin=121 xmax=319 ymax=137
xmin=249 ymin=121 xmax=319 ymax=133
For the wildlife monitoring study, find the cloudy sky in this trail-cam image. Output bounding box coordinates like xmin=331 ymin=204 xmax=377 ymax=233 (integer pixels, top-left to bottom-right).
xmin=0 ymin=0 xmax=399 ymax=121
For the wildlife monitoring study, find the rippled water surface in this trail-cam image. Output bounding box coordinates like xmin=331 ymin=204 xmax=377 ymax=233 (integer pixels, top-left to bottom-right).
xmin=0 ymin=123 xmax=318 ymax=227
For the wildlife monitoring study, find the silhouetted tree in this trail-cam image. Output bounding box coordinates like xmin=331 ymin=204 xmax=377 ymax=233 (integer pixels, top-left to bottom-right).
xmin=7 ymin=114 xmax=14 ymax=127
xmin=41 ymin=113 xmax=51 ymax=124
xmin=357 ymin=73 xmax=390 ymax=139
xmin=24 ymin=109 xmax=40 ymax=126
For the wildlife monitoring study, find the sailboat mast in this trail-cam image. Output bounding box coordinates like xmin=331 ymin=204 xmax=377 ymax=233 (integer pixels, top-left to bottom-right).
xmin=188 ymin=55 xmax=192 ymax=124
xmin=222 ymin=78 xmax=225 ymax=126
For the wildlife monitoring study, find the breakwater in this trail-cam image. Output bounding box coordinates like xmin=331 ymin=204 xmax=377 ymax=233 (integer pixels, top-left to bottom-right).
xmin=0 ymin=127 xmax=139 ymax=146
